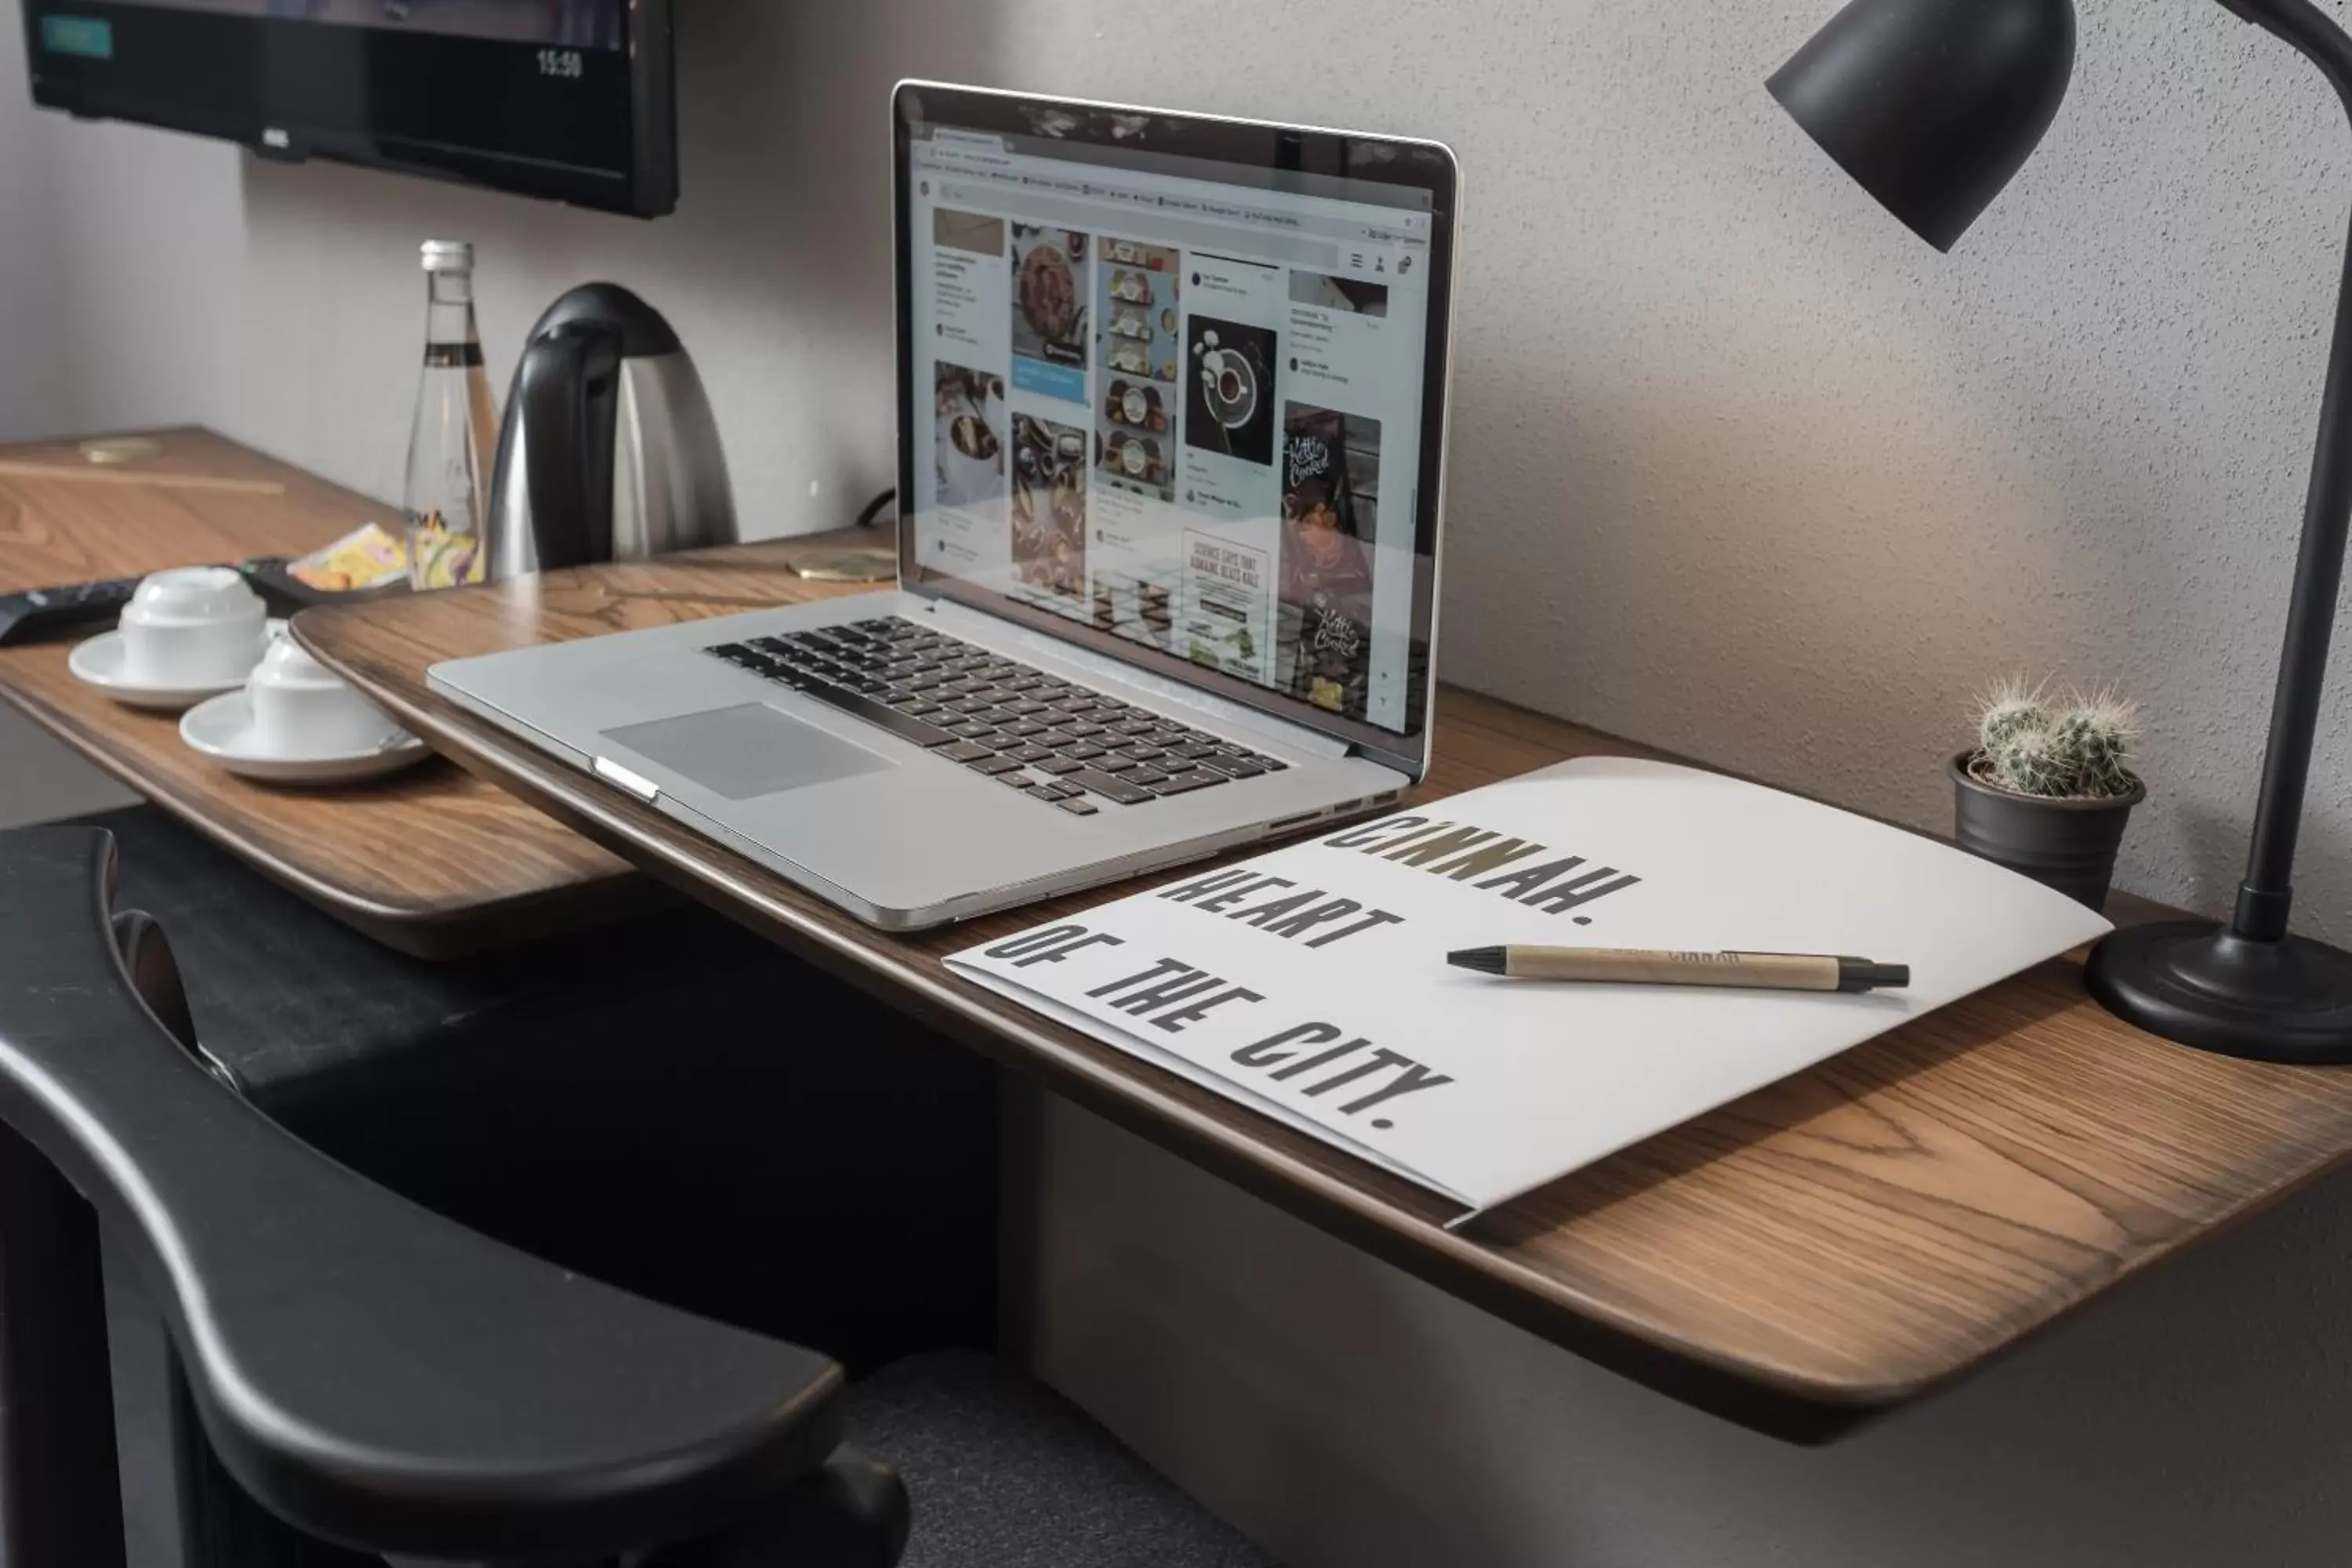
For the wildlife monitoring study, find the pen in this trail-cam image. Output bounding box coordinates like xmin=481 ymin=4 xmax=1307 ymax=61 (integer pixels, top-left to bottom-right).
xmin=1446 ymin=946 xmax=1911 ymax=993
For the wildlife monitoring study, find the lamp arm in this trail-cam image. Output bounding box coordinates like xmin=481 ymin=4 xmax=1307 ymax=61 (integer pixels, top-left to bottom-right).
xmin=2203 ymin=0 xmax=2352 ymax=938
xmin=2218 ymin=0 xmax=2352 ymax=103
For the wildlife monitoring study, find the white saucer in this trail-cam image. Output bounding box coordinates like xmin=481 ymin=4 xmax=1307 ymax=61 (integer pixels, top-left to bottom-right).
xmin=68 ymin=620 xmax=289 ymax=713
xmin=178 ymin=689 xmax=430 ymax=786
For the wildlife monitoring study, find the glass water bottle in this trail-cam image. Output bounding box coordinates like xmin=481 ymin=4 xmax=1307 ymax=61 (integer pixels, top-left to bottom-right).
xmin=404 ymin=240 xmax=499 ymax=590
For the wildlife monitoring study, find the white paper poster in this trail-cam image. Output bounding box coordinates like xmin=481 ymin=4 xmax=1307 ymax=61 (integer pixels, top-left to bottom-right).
xmin=947 ymin=757 xmax=2113 ymax=1217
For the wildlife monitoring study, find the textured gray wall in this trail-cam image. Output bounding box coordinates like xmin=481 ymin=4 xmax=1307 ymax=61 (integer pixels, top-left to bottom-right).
xmin=0 ymin=6 xmax=66 ymax=437
xmin=7 ymin=0 xmax=2351 ymax=937
xmin=11 ymin=3 xmax=2352 ymax=1563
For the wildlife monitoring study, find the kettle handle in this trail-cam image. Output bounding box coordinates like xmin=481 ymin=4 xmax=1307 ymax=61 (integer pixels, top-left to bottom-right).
xmin=514 ymin=321 xmax=623 ymax=571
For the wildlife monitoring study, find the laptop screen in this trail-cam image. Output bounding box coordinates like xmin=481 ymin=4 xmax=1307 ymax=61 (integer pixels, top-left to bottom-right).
xmin=895 ymin=85 xmax=1454 ymax=771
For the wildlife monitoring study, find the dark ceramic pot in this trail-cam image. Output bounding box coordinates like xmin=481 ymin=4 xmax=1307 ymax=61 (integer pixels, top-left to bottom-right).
xmin=1949 ymin=752 xmax=2145 ymax=911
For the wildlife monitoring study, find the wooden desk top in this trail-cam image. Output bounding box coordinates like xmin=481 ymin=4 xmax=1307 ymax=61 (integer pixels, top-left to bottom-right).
xmin=0 ymin=429 xmax=650 ymax=958
xmin=296 ymin=543 xmax=2352 ymax=1439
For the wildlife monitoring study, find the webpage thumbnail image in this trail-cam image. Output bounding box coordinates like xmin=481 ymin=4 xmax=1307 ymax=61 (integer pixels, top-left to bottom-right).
xmin=935 ymin=206 xmax=1006 ymax=259
xmin=1186 ymin=316 xmax=1278 ymax=467
xmin=1289 ymin=268 xmax=1389 ymax=318
xmin=1096 ymin=238 xmax=1180 ymax=503
xmin=1011 ymin=413 xmax=1088 ymax=604
xmin=1279 ymin=402 xmax=1380 ymax=717
xmin=1011 ymin=225 xmax=1088 ymax=404
xmin=934 ymin=362 xmax=1006 ymax=511
xmin=1180 ymin=531 xmax=1272 ymax=684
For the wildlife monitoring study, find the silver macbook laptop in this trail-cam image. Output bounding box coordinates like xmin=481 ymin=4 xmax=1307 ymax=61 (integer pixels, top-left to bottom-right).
xmin=430 ymin=82 xmax=1459 ymax=929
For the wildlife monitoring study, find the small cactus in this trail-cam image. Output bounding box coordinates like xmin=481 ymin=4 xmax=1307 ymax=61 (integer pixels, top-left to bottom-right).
xmin=1994 ymin=723 xmax=2071 ymax=796
xmin=1970 ymin=680 xmax=2140 ymax=800
xmin=1978 ymin=677 xmax=2049 ymax=756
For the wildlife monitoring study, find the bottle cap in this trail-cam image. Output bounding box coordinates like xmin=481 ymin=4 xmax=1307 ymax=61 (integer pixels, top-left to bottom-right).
xmin=419 ymin=240 xmax=474 ymax=274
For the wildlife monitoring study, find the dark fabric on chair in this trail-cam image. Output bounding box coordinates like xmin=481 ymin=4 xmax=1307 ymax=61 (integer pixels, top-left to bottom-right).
xmin=74 ymin=802 xmax=728 ymax=1099
xmin=71 ymin=804 xmax=1000 ymax=1371
xmin=849 ymin=1355 xmax=1281 ymax=1568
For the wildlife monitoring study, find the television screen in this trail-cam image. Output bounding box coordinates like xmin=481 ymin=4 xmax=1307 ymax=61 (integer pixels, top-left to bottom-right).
xmin=21 ymin=0 xmax=676 ymax=216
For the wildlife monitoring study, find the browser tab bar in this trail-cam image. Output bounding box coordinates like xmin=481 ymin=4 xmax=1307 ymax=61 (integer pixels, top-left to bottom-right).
xmin=926 ymin=127 xmax=1014 ymax=172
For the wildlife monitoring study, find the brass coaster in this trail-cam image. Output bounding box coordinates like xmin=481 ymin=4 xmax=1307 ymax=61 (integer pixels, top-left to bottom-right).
xmin=81 ymin=436 xmax=164 ymax=466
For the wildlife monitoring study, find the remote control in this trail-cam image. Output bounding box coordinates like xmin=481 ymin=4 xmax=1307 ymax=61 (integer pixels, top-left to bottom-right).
xmin=0 ymin=576 xmax=142 ymax=647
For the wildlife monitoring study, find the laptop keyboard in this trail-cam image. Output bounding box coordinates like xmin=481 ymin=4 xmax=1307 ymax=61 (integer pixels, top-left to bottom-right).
xmin=701 ymin=615 xmax=1287 ymax=815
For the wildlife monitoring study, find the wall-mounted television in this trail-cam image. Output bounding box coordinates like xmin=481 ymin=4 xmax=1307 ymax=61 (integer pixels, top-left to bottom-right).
xmin=21 ymin=0 xmax=675 ymax=216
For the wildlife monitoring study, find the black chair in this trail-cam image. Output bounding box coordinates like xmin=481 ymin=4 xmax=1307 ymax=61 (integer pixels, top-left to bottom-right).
xmin=0 ymin=826 xmax=1279 ymax=1568
xmin=67 ymin=803 xmax=1001 ymax=1382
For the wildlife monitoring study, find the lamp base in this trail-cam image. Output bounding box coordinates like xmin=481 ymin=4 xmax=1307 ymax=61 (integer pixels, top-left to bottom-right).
xmin=2085 ymin=920 xmax=2352 ymax=1064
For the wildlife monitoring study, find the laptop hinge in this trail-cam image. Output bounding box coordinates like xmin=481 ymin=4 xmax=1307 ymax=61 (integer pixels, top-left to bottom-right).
xmin=924 ymin=598 xmax=1353 ymax=760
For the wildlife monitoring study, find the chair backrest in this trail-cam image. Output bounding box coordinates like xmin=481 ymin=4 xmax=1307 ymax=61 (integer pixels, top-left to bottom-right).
xmin=0 ymin=827 xmax=865 ymax=1563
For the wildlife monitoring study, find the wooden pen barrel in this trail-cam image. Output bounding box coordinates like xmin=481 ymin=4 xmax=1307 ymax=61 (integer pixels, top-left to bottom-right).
xmin=1502 ymin=948 xmax=1844 ymax=991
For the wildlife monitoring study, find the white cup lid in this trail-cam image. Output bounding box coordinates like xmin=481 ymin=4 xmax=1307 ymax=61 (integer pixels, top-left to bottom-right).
xmin=128 ymin=567 xmax=262 ymax=625
xmin=249 ymin=637 xmax=343 ymax=691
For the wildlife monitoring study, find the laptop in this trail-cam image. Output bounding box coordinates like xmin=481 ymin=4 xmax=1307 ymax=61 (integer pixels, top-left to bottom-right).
xmin=430 ymin=82 xmax=1460 ymax=930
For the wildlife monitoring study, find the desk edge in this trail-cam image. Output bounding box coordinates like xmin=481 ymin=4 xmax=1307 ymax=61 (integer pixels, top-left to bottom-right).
xmin=0 ymin=678 xmax=653 ymax=960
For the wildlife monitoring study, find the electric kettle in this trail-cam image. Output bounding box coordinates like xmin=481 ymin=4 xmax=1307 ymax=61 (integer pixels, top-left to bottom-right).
xmin=486 ymin=283 xmax=736 ymax=578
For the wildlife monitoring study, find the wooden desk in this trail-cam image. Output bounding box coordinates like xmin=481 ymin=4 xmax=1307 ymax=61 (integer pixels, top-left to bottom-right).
xmin=0 ymin=428 xmax=648 ymax=958
xmin=296 ymin=543 xmax=2352 ymax=1439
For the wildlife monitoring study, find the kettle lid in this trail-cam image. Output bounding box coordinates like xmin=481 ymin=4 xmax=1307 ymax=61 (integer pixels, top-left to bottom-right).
xmin=524 ymin=282 xmax=682 ymax=358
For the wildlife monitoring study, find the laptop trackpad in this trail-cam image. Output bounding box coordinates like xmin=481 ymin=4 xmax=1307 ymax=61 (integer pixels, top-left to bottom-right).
xmin=604 ymin=703 xmax=895 ymax=800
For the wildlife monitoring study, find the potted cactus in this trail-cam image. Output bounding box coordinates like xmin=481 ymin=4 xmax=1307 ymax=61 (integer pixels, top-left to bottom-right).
xmin=1950 ymin=681 xmax=2145 ymax=910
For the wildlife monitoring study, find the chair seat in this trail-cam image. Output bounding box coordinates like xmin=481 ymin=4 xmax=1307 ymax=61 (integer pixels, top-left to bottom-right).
xmin=849 ymin=1355 xmax=1279 ymax=1568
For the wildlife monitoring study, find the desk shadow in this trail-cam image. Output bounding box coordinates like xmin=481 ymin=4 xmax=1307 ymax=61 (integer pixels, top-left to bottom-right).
xmin=1036 ymin=1096 xmax=1604 ymax=1568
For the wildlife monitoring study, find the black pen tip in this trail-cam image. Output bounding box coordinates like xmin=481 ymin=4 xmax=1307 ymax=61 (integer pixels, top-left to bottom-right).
xmin=1447 ymin=947 xmax=1507 ymax=975
xmin=1836 ymin=959 xmax=1911 ymax=993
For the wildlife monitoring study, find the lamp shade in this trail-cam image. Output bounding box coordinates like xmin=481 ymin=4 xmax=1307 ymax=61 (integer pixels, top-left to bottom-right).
xmin=1767 ymin=0 xmax=2078 ymax=251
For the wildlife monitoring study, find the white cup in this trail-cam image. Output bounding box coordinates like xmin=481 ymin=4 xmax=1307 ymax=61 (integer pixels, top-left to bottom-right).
xmin=245 ymin=639 xmax=402 ymax=757
xmin=118 ymin=568 xmax=269 ymax=688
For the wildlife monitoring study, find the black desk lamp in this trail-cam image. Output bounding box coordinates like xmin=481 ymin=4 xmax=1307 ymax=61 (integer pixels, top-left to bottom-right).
xmin=1769 ymin=0 xmax=2352 ymax=1063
